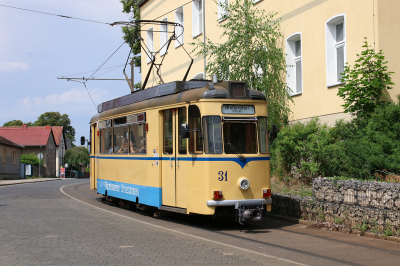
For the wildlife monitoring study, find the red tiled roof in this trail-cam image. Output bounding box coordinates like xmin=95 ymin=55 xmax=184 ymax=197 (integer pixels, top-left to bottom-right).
xmin=51 ymin=126 xmax=64 ymax=146
xmin=0 ymin=135 xmax=25 ymax=148
xmin=0 ymin=126 xmax=52 ymax=146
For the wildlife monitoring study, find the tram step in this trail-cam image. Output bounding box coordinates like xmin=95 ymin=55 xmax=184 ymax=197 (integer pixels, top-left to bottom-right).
xmin=159 ymin=206 xmax=187 ymax=214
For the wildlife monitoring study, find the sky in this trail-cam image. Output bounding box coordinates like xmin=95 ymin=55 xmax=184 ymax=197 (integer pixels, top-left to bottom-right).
xmin=0 ymin=0 xmax=141 ymax=145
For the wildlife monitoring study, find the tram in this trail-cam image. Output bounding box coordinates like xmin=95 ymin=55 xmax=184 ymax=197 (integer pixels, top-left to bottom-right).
xmin=89 ymin=80 xmax=272 ymax=224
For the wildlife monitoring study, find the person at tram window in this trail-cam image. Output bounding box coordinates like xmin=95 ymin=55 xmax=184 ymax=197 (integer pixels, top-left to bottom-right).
xmin=129 ymin=140 xmax=136 ymax=153
xmin=139 ymin=138 xmax=146 ymax=153
xmin=117 ymin=138 xmax=129 ymax=154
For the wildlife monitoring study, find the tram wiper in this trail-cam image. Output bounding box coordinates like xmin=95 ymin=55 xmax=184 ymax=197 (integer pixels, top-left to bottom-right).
xmin=225 ymin=143 xmax=246 ymax=162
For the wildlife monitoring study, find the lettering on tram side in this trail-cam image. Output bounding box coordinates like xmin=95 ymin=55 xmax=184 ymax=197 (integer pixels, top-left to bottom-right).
xmin=218 ymin=171 xmax=228 ymax=181
xmin=105 ymin=181 xmax=139 ymax=196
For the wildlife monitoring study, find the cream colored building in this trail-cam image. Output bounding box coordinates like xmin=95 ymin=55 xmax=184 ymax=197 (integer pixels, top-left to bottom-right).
xmin=139 ymin=0 xmax=400 ymax=125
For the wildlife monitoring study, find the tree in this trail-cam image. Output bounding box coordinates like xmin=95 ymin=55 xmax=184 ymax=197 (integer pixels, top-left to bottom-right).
xmin=34 ymin=112 xmax=76 ymax=143
xmin=64 ymin=147 xmax=89 ymax=167
xmin=3 ymin=120 xmax=33 ymax=126
xmin=20 ymin=153 xmax=43 ymax=166
xmin=191 ymin=0 xmax=291 ymax=129
xmin=337 ymin=38 xmax=394 ymax=118
xmin=120 ymin=0 xmax=141 ymax=71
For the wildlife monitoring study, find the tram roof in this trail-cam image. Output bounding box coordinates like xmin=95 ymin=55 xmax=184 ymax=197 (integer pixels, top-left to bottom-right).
xmin=90 ymin=81 xmax=266 ymax=123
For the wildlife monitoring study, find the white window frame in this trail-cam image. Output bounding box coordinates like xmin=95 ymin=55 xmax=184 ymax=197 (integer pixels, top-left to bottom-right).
xmin=253 ymin=0 xmax=262 ymax=4
xmin=146 ymin=27 xmax=154 ymax=63
xmin=325 ymin=14 xmax=346 ymax=87
xmin=160 ymin=18 xmax=168 ymax=56
xmin=175 ymin=6 xmax=184 ymax=48
xmin=192 ymin=0 xmax=203 ymax=38
xmin=286 ymin=32 xmax=303 ymax=96
xmin=218 ymin=0 xmax=229 ymax=22
xmin=193 ymin=72 xmax=204 ymax=79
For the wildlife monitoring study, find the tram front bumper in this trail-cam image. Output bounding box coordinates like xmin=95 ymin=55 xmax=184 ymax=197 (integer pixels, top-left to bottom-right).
xmin=206 ymin=198 xmax=272 ymax=207
xmin=207 ymin=198 xmax=272 ymax=224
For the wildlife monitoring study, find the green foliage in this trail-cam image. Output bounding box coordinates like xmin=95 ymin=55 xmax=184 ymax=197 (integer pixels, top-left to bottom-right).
xmin=338 ymin=38 xmax=394 ymax=118
xmin=384 ymin=224 xmax=393 ymax=237
xmin=271 ymin=100 xmax=400 ymax=182
xmin=3 ymin=120 xmax=33 ymax=126
xmin=34 ymin=112 xmax=76 ymax=143
xmin=20 ymin=153 xmax=43 ymax=166
xmin=120 ymin=0 xmax=141 ymax=70
xmin=191 ymin=0 xmax=291 ymax=130
xmin=64 ymin=147 xmax=89 ymax=167
xmin=334 ymin=217 xmax=343 ymax=225
xmin=355 ymin=220 xmax=369 ymax=233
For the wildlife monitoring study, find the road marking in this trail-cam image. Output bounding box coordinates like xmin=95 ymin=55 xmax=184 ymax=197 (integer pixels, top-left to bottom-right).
xmin=60 ymin=183 xmax=307 ymax=266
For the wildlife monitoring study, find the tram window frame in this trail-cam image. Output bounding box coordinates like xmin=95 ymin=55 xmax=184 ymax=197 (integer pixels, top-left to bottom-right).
xmin=127 ymin=113 xmax=147 ymax=155
xmin=258 ymin=117 xmax=269 ymax=154
xmin=222 ymin=121 xmax=258 ymax=154
xmin=99 ymin=120 xmax=112 ymax=155
xmin=129 ymin=122 xmax=147 ymax=154
xmin=203 ymin=116 xmax=223 ymax=154
xmin=163 ymin=110 xmax=174 ymax=155
xmin=188 ymin=105 xmax=203 ymax=154
xmin=178 ymin=107 xmax=187 ymax=155
xmin=113 ymin=124 xmax=129 ymax=154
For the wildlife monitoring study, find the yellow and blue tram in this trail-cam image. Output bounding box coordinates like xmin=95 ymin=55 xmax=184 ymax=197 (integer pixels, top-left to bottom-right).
xmin=89 ymin=80 xmax=272 ymax=223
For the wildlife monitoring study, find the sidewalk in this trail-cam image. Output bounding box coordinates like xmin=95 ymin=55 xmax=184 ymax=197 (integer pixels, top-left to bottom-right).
xmin=0 ymin=178 xmax=63 ymax=186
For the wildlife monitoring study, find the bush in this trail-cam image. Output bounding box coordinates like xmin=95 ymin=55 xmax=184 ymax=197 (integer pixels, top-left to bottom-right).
xmin=271 ymin=100 xmax=400 ymax=183
xmin=20 ymin=153 xmax=43 ymax=166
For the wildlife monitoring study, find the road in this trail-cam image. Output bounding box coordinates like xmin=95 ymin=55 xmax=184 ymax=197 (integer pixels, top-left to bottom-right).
xmin=0 ymin=179 xmax=399 ymax=266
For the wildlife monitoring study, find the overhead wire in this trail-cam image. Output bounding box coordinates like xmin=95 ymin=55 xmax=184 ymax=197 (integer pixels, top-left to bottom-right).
xmin=63 ymin=64 xmax=125 ymax=77
xmin=0 ymin=4 xmax=111 ymax=25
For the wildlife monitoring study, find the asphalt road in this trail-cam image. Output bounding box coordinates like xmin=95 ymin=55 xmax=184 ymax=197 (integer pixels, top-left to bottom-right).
xmin=1 ymin=179 xmax=399 ymax=266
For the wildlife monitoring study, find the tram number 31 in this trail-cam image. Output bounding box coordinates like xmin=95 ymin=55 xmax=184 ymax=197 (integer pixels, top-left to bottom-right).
xmin=218 ymin=171 xmax=228 ymax=181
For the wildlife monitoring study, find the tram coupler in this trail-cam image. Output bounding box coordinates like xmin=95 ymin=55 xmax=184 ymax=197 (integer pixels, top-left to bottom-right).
xmin=235 ymin=202 xmax=263 ymax=225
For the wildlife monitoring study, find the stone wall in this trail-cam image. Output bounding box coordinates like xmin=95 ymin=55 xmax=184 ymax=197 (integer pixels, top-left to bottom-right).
xmin=271 ymin=178 xmax=400 ymax=233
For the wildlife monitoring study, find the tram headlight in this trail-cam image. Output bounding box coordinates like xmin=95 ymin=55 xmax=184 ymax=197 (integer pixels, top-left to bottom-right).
xmin=239 ymin=178 xmax=250 ymax=190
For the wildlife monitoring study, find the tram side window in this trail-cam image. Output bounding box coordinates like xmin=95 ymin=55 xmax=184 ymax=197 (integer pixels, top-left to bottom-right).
xmin=163 ymin=110 xmax=173 ymax=154
xmin=258 ymin=117 xmax=269 ymax=153
xmin=203 ymin=116 xmax=222 ymax=154
xmin=129 ymin=123 xmax=146 ymax=154
xmin=188 ymin=105 xmax=203 ymax=154
xmin=114 ymin=126 xmax=129 ymax=154
xmin=100 ymin=128 xmax=112 ymax=154
xmin=178 ymin=107 xmax=187 ymax=154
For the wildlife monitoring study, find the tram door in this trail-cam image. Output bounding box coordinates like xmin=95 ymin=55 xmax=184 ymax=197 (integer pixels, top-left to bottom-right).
xmin=161 ymin=107 xmax=188 ymax=208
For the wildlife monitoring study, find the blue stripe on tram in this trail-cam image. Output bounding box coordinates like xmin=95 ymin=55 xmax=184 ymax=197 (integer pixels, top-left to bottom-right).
xmin=97 ymin=179 xmax=162 ymax=207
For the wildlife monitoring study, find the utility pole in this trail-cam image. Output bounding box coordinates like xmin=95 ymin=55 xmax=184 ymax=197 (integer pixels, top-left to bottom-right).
xmin=130 ymin=60 xmax=135 ymax=90
xmin=203 ymin=0 xmax=206 ymax=79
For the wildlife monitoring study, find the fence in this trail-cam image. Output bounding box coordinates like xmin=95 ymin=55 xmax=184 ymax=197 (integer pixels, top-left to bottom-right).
xmin=65 ymin=170 xmax=89 ymax=178
xmin=272 ymin=178 xmax=400 ymax=234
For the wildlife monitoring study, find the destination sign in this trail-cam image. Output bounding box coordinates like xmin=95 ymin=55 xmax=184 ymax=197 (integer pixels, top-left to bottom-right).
xmin=222 ymin=105 xmax=255 ymax=115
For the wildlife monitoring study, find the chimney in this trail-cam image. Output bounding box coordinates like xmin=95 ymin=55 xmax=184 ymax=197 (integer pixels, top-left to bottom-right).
xmin=22 ymin=124 xmax=27 ymax=129
xmin=45 ymin=125 xmax=51 ymax=131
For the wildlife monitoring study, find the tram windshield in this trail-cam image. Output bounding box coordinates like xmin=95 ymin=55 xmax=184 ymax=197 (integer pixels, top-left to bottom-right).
xmin=223 ymin=122 xmax=257 ymax=154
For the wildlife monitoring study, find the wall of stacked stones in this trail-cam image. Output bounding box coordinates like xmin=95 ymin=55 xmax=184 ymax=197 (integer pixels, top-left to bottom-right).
xmin=271 ymin=178 xmax=400 ymax=232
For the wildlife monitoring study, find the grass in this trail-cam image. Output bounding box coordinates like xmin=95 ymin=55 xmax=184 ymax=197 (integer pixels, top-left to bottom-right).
xmin=271 ymin=176 xmax=313 ymax=197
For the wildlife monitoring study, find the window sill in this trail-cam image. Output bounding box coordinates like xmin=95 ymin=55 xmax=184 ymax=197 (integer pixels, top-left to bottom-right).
xmin=253 ymin=0 xmax=263 ymax=4
xmin=175 ymin=43 xmax=184 ymax=49
xmin=327 ymin=82 xmax=345 ymax=88
xmin=160 ymin=51 xmax=167 ymax=57
xmin=192 ymin=33 xmax=203 ymax=39
xmin=290 ymin=92 xmax=302 ymax=97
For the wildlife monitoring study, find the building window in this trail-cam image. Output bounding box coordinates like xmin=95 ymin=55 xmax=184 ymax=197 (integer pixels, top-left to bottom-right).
xmin=286 ymin=33 xmax=302 ymax=95
xmin=218 ymin=0 xmax=229 ymax=21
xmin=12 ymin=151 xmax=16 ymax=164
xmin=253 ymin=0 xmax=262 ymax=3
xmin=160 ymin=18 xmax=168 ymax=56
xmin=146 ymin=27 xmax=154 ymax=63
xmin=326 ymin=14 xmax=346 ymax=86
xmin=175 ymin=6 xmax=184 ymax=48
xmin=192 ymin=0 xmax=203 ymax=37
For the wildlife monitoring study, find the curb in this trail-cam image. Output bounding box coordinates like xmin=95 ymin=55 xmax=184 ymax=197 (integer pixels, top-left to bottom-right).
xmin=266 ymin=213 xmax=400 ymax=243
xmin=0 ymin=178 xmax=63 ymax=187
